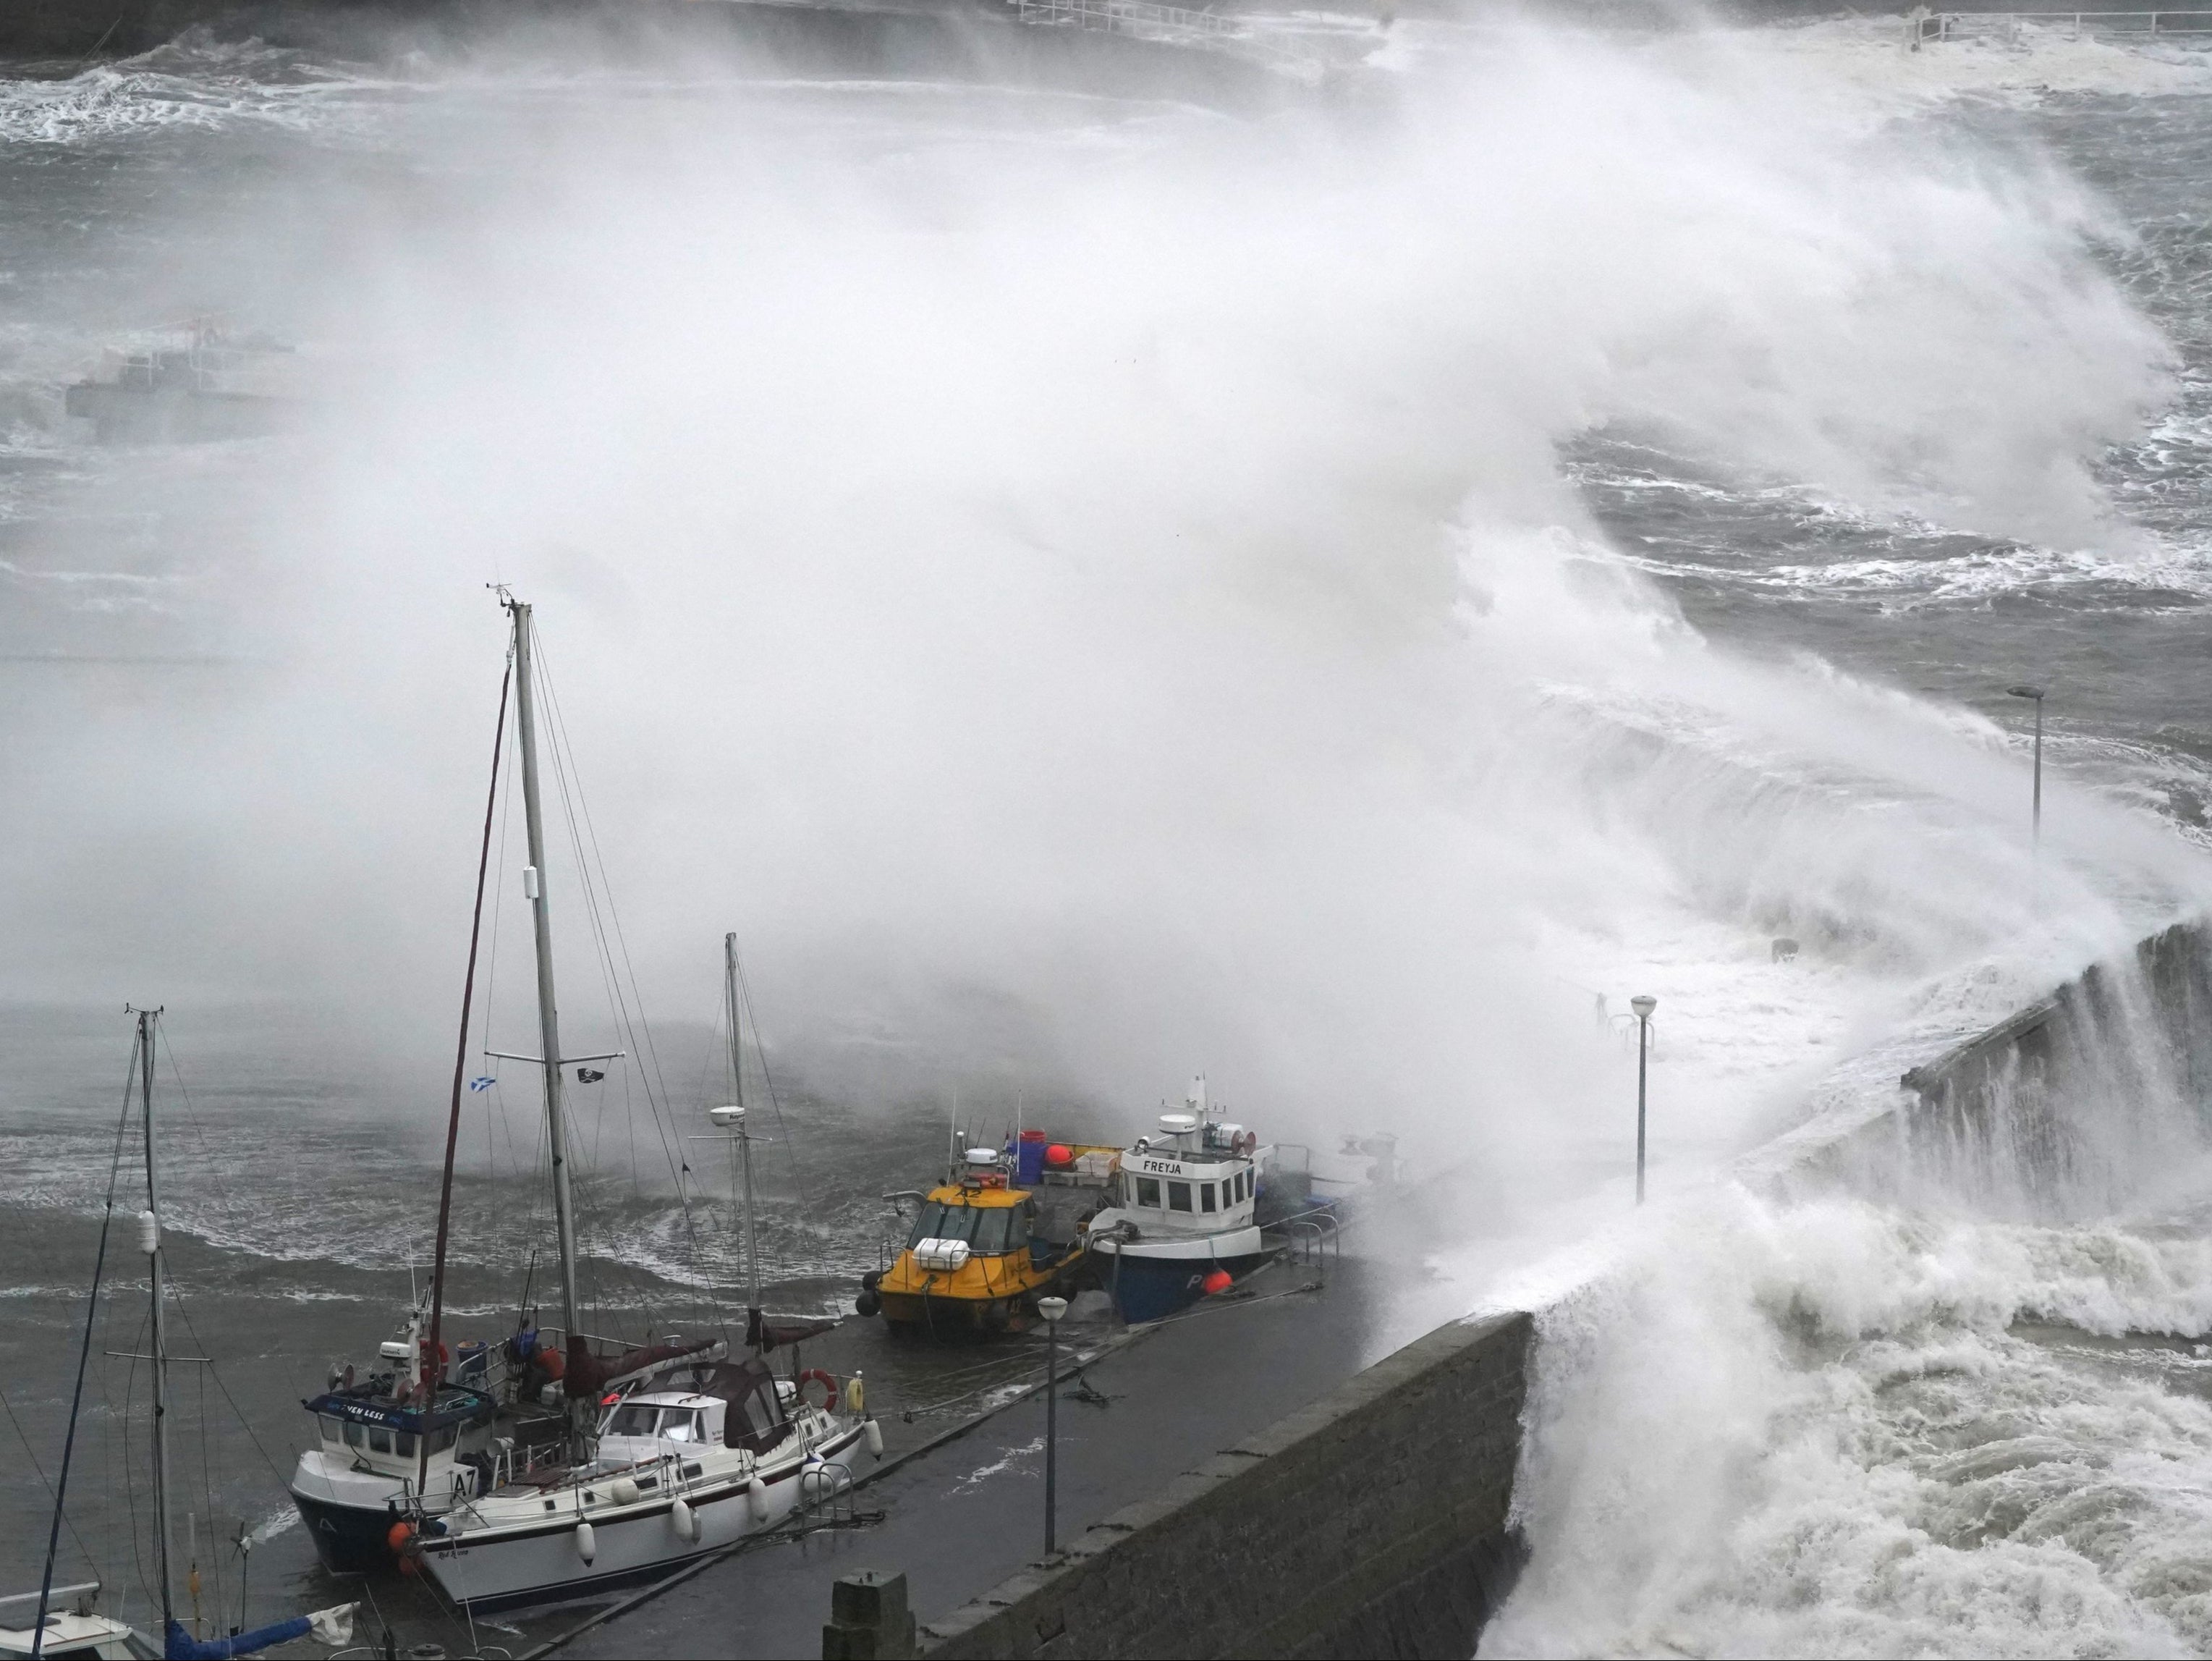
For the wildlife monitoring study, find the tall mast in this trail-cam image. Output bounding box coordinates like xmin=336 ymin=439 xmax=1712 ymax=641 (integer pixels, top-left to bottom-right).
xmin=136 ymin=1007 xmax=176 ymax=1637
xmin=419 ymin=657 xmax=510 ymax=1492
xmin=724 ymin=933 xmax=762 ymax=1317
xmin=508 ymin=599 xmax=584 ymax=1353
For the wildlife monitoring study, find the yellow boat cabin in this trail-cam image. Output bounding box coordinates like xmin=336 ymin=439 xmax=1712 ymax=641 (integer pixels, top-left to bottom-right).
xmin=859 ymin=1141 xmax=1120 ymax=1335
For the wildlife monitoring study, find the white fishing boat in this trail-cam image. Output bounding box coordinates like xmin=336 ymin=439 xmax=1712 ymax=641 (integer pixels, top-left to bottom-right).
xmin=395 ymin=596 xmax=878 ymax=1609
xmin=1085 ymin=1079 xmax=1270 ymax=1324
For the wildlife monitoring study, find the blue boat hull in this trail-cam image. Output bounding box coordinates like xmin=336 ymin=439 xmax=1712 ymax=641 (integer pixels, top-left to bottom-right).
xmin=1106 ymin=1248 xmax=1271 ymax=1324
xmin=293 ymin=1490 xmax=404 ymax=1573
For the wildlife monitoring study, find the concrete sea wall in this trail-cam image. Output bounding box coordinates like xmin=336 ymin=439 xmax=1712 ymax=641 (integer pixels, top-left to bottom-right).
xmin=921 ymin=1310 xmax=1533 ymax=1660
xmin=914 ymin=920 xmax=2212 ymax=1659
xmin=1767 ymin=920 xmax=2212 ymax=1217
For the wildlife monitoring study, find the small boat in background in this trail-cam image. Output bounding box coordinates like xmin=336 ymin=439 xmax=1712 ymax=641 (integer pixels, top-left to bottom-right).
xmin=1085 ymin=1079 xmax=1270 ymax=1324
xmin=64 ymin=321 xmax=302 ymax=445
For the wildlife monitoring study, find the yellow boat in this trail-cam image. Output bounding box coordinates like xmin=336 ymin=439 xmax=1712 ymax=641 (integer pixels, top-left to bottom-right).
xmin=859 ymin=1142 xmax=1121 ymax=1335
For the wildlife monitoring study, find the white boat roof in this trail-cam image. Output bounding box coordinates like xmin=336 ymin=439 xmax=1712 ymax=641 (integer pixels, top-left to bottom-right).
xmin=0 ymin=1612 xmax=141 ymax=1658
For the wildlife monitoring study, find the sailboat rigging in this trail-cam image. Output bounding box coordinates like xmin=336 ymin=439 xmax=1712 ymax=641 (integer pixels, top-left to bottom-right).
xmin=398 ymin=597 xmax=875 ymax=1607
xmin=15 ymin=1010 xmax=355 ymax=1661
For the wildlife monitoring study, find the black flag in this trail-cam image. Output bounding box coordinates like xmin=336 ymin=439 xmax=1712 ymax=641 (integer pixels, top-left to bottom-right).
xmin=577 ymin=1067 xmax=605 ymax=1083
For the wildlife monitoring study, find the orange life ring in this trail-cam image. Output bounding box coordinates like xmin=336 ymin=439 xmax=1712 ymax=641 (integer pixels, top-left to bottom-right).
xmin=796 ymin=1369 xmax=841 ymax=1413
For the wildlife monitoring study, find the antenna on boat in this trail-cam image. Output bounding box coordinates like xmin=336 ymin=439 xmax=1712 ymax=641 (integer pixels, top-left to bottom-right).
xmin=132 ymin=1005 xmax=179 ymax=1641
xmin=724 ymin=932 xmax=763 ymax=1326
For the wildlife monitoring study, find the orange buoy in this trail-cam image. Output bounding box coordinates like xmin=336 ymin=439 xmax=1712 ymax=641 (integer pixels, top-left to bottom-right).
xmin=1202 ymin=1269 xmax=1233 ymax=1296
xmin=1045 ymin=1144 xmax=1074 ymax=1167
xmin=386 ymin=1520 xmax=415 ymax=1555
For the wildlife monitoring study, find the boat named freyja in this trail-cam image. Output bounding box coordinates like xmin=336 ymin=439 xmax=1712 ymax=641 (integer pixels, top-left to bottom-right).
xmin=1084 ymin=1081 xmax=1269 ymax=1324
xmin=410 ymin=1345 xmax=876 ymax=1608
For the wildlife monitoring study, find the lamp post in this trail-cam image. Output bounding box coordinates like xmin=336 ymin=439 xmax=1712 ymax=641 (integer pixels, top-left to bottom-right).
xmin=1038 ymin=1295 xmax=1068 ymax=1555
xmin=1630 ymin=995 xmax=1656 ymax=1205
xmin=2006 ymin=685 xmax=2046 ymax=855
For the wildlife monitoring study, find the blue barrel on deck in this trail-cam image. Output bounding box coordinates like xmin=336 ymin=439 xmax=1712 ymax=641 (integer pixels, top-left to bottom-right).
xmin=1016 ymin=1129 xmax=1048 ymax=1185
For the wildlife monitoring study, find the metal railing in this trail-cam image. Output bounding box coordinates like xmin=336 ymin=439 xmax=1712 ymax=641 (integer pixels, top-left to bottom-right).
xmin=1014 ymin=0 xmax=1324 ymax=80
xmin=797 ymin=1458 xmax=858 ymax=1526
xmin=1907 ymin=7 xmax=2212 ymax=44
xmin=1285 ymin=1216 xmax=1339 ymax=1283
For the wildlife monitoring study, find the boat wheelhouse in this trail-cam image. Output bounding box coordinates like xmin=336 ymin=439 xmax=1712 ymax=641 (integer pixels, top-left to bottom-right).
xmin=861 ymin=1138 xmax=1118 ymax=1335
xmin=1085 ymin=1083 xmax=1268 ymax=1324
xmin=292 ymin=1369 xmax=501 ymax=1571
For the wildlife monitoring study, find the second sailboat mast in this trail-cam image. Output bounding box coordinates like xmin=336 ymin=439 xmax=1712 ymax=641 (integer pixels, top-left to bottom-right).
xmin=724 ymin=932 xmax=762 ymax=1316
xmin=509 ymin=600 xmax=584 ymax=1350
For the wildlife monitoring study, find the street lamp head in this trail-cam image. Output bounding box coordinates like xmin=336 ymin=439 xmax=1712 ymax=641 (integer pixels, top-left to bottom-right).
xmin=1038 ymin=1296 xmax=1069 ymax=1323
xmin=1630 ymin=995 xmax=1656 ymax=1019
xmin=2007 ymin=685 xmax=2046 ymax=701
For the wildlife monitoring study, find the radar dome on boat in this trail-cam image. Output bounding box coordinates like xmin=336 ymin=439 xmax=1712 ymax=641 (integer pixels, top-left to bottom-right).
xmin=965 ymin=1147 xmax=999 ymax=1165
xmin=1157 ymin=1112 xmax=1199 ymax=1136
xmin=709 ymin=1104 xmax=744 ymax=1125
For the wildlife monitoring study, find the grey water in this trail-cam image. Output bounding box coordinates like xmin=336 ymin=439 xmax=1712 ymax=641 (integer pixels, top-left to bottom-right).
xmin=2 ymin=13 xmax=2211 ymax=1656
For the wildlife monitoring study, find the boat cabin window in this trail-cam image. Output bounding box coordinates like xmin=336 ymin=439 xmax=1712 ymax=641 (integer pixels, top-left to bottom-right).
xmin=908 ymin=1201 xmax=983 ymax=1248
xmin=604 ymin=1403 xmax=661 ymax=1438
xmin=319 ymin=1416 xmax=344 ymax=1446
xmin=1133 ymin=1177 xmax=1159 ymax=1208
xmin=368 ymin=1427 xmax=392 ymax=1455
xmin=1200 ymin=1183 xmax=1217 ymax=1213
xmin=661 ymin=1409 xmax=703 ymax=1443
xmin=1237 ymin=1171 xmax=1249 ymax=1201
xmin=431 ymin=1425 xmax=457 ymax=1455
xmin=394 ymin=1431 xmax=417 ymax=1458
xmin=343 ymin=1420 xmax=365 ymax=1450
xmin=1168 ymin=1182 xmax=1192 ymax=1213
xmin=967 ymin=1204 xmax=1028 ymax=1256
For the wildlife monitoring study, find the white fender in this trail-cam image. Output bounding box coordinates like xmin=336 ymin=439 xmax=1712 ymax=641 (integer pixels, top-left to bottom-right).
xmin=574 ymin=1520 xmax=596 ymax=1564
xmin=610 ymin=1477 xmax=640 ymax=1505
xmin=865 ymin=1419 xmax=884 ymax=1459
xmin=671 ymin=1497 xmax=697 ymax=1542
xmin=747 ymin=1476 xmax=770 ymax=1523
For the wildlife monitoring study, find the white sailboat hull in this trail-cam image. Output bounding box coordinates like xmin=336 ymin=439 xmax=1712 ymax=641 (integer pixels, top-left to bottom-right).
xmin=419 ymin=1424 xmax=868 ymax=1608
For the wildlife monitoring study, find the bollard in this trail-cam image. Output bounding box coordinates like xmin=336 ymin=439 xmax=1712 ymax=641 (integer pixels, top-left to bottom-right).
xmin=823 ymin=1569 xmax=917 ymax=1660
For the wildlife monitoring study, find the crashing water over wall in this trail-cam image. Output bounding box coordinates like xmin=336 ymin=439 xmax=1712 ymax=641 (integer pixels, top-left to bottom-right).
xmin=1487 ymin=921 xmax=2212 ymax=1658
xmin=1766 ymin=920 xmax=2212 ymax=1220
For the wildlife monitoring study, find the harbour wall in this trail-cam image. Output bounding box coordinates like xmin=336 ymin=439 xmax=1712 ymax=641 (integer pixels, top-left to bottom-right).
xmin=1755 ymin=919 xmax=2212 ymax=1219
xmin=916 ymin=919 xmax=2212 ymax=1659
xmin=920 ymin=1309 xmax=1533 ymax=1660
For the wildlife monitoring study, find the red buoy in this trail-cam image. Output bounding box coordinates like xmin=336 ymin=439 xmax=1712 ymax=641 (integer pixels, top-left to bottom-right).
xmin=1046 ymin=1144 xmax=1074 ymax=1167
xmin=1202 ymin=1269 xmax=1233 ymax=1296
xmin=386 ymin=1520 xmax=415 ymax=1555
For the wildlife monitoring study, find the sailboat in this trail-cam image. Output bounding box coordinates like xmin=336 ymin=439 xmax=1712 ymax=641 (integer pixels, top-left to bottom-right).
xmin=384 ymin=596 xmax=873 ymax=1609
xmin=23 ymin=1009 xmax=356 ymax=1661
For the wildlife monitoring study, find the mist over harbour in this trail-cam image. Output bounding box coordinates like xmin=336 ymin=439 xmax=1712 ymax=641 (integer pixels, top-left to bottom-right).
xmin=2 ymin=4 xmax=2211 ymax=1655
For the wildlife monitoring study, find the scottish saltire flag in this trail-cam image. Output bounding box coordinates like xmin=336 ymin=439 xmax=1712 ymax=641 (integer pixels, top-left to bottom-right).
xmin=469 ymin=1075 xmax=496 ymax=1092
